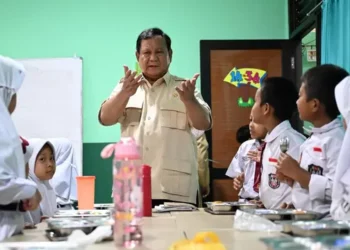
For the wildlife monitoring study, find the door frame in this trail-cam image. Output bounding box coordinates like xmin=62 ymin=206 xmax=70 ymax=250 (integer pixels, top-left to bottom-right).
xmin=200 ymin=39 xmax=302 ymax=201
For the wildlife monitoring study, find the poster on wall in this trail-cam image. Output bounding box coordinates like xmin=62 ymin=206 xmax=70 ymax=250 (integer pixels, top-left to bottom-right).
xmin=223 ymin=67 xmax=267 ymax=107
xmin=307 ymin=49 xmax=317 ymax=62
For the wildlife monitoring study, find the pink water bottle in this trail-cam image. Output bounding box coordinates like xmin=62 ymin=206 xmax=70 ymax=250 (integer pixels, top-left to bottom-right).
xmin=101 ymin=137 xmax=143 ymax=249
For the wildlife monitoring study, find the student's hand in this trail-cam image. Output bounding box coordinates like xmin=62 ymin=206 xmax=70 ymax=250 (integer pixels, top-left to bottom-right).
xmin=233 ymin=173 xmax=244 ymax=190
xmin=252 ymin=200 xmax=265 ymax=208
xmin=277 ymin=152 xmax=300 ymax=179
xmin=280 ymin=202 xmax=295 ymax=209
xmin=40 ymin=216 xmax=49 ymax=222
xmin=22 ymin=190 xmax=42 ymax=211
xmin=175 ymin=73 xmax=199 ymax=103
xmin=247 ymin=150 xmax=261 ymax=162
xmin=120 ymin=66 xmax=143 ymax=97
xmin=24 ymin=223 xmax=36 ymax=230
xmin=201 ymin=187 xmax=210 ymax=198
xmin=276 ymin=171 xmax=294 ymax=187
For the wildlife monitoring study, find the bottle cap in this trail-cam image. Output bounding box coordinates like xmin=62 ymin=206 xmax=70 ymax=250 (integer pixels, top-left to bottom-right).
xmin=142 ymin=165 xmax=151 ymax=175
xmin=114 ymin=137 xmax=140 ymax=160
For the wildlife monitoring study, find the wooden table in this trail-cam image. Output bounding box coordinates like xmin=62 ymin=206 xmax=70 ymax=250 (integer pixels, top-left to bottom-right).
xmin=7 ymin=209 xmax=282 ymax=250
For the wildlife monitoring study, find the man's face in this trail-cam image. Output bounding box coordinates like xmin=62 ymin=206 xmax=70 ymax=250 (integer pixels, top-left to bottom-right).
xmin=251 ymin=89 xmax=265 ymax=125
xmin=136 ymin=36 xmax=172 ymax=82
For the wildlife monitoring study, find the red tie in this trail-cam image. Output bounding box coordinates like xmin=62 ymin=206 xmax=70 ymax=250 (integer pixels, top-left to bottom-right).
xmin=253 ymin=142 xmax=266 ymax=193
xmin=19 ymin=136 xmax=29 ymax=154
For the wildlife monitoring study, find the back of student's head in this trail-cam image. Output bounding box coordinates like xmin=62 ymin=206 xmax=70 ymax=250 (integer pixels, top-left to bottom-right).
xmin=260 ymin=77 xmax=298 ymax=122
xmin=301 ymin=64 xmax=349 ymax=120
xmin=236 ymin=125 xmax=250 ymax=144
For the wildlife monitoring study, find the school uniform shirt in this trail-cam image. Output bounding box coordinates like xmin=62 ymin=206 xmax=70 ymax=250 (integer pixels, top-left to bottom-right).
xmin=99 ymin=72 xmax=212 ymax=205
xmin=331 ymin=76 xmax=350 ymax=220
xmin=0 ymin=56 xmax=37 ymax=241
xmin=292 ymin=119 xmax=344 ymax=213
xmin=226 ymin=139 xmax=261 ymax=199
xmin=259 ymin=121 xmax=305 ymax=209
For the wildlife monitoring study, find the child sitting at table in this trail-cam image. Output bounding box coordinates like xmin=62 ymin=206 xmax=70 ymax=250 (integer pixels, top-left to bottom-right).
xmin=0 ymin=55 xmax=41 ymax=240
xmin=250 ymin=77 xmax=306 ymax=209
xmin=26 ymin=139 xmax=58 ymax=224
xmin=277 ymin=65 xmax=348 ymax=213
xmin=49 ymin=138 xmax=78 ymax=209
xmin=330 ymin=76 xmax=350 ymax=220
xmin=226 ymin=116 xmax=267 ymax=201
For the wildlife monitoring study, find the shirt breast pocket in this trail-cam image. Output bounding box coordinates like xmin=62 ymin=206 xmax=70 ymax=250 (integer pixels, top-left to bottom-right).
xmin=159 ymin=101 xmax=188 ymax=130
xmin=120 ymin=97 xmax=143 ymax=137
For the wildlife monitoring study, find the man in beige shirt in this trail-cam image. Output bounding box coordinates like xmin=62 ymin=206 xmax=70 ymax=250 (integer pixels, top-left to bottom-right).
xmin=99 ymin=28 xmax=211 ymax=206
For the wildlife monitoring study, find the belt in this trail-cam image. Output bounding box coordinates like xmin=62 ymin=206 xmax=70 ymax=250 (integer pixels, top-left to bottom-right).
xmin=0 ymin=201 xmax=25 ymax=212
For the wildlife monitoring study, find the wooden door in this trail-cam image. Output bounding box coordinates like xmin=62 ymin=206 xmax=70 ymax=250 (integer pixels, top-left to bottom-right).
xmin=200 ymin=40 xmax=302 ymax=202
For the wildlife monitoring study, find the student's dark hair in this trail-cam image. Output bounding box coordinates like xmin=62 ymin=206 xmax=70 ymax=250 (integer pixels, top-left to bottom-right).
xmin=301 ymin=64 xmax=349 ymax=120
xmin=136 ymin=28 xmax=171 ymax=53
xmin=260 ymin=77 xmax=298 ymax=122
xmin=236 ymin=125 xmax=250 ymax=144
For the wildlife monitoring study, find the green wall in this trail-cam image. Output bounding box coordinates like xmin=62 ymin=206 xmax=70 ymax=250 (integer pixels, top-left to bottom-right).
xmin=0 ymin=0 xmax=288 ymax=203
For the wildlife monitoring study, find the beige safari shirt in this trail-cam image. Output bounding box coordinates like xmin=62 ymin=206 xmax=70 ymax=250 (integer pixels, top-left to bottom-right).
xmin=102 ymin=72 xmax=211 ymax=204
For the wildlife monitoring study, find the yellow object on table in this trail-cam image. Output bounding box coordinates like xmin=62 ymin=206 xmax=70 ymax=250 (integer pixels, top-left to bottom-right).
xmin=169 ymin=232 xmax=226 ymax=250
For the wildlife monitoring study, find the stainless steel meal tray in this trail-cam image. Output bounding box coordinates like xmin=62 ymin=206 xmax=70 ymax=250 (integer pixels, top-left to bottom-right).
xmin=205 ymin=202 xmax=257 ymax=212
xmin=94 ymin=203 xmax=114 ymax=210
xmin=312 ymin=235 xmax=350 ymax=249
xmin=243 ymin=209 xmax=321 ymax=221
xmin=290 ymin=221 xmax=350 ymax=237
xmin=46 ymin=217 xmax=113 ymax=242
xmin=260 ymin=236 xmax=314 ymax=250
xmin=53 ymin=209 xmax=111 ymax=218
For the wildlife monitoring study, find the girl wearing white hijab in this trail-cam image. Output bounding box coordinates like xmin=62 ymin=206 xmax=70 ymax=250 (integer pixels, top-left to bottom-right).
xmin=331 ymin=76 xmax=350 ymax=220
xmin=0 ymin=55 xmax=41 ymax=240
xmin=26 ymin=139 xmax=58 ymax=224
xmin=49 ymin=138 xmax=78 ymax=207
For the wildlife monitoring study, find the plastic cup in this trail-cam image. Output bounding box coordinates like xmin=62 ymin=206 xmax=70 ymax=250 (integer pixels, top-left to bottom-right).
xmin=76 ymin=176 xmax=96 ymax=210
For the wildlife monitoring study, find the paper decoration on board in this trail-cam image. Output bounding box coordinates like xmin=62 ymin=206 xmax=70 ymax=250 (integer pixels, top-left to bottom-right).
xmin=224 ymin=67 xmax=267 ymax=108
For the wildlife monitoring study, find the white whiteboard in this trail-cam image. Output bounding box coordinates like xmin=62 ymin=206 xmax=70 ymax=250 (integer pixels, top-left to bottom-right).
xmin=11 ymin=58 xmax=83 ymax=175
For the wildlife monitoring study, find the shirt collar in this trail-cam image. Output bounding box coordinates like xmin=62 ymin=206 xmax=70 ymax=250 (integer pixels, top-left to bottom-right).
xmin=265 ymin=120 xmax=292 ymax=143
xmin=141 ymin=71 xmax=170 ymax=87
xmin=311 ymin=118 xmax=343 ymax=134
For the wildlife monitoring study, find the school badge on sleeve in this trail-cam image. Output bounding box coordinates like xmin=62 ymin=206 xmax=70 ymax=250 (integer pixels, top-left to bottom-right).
xmin=308 ymin=164 xmax=323 ymax=175
xmin=268 ymin=173 xmax=280 ymax=189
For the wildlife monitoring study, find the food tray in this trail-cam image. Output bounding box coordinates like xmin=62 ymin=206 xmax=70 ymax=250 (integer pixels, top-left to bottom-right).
xmin=45 ymin=217 xmax=113 ymax=242
xmin=94 ymin=203 xmax=114 ymax=210
xmin=243 ymin=209 xmax=321 ymax=221
xmin=205 ymin=201 xmax=257 ymax=212
xmin=261 ymin=235 xmax=350 ymax=250
xmin=313 ymin=235 xmax=350 ymax=249
xmin=260 ymin=237 xmax=319 ymax=250
xmin=204 ymin=207 xmax=235 ymax=215
xmin=53 ymin=209 xmax=110 ymax=218
xmin=0 ymin=242 xmax=81 ymax=249
xmin=290 ymin=220 xmax=350 ymax=237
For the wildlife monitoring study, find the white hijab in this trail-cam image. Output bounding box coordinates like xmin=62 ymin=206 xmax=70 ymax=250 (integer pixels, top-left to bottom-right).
xmin=28 ymin=139 xmax=57 ymax=219
xmin=331 ymin=76 xmax=350 ymax=219
xmin=0 ymin=55 xmax=25 ymax=107
xmin=49 ymin=138 xmax=78 ymax=202
xmin=0 ymin=56 xmax=37 ymax=241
